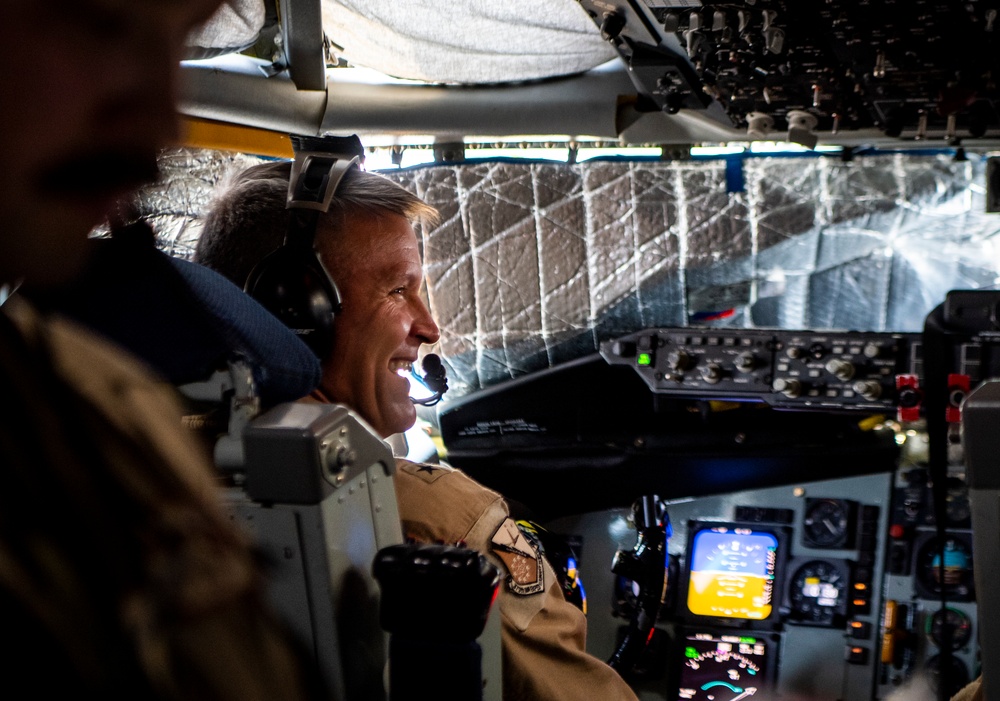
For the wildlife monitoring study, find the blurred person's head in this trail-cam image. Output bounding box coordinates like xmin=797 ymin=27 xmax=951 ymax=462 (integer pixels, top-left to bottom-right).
xmin=1 ymin=0 xmax=221 ymax=288
xmin=196 ymin=160 xmax=441 ymax=437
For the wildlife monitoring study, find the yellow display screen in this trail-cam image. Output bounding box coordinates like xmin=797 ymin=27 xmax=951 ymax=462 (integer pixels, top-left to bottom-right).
xmin=686 ymin=527 xmax=778 ymax=620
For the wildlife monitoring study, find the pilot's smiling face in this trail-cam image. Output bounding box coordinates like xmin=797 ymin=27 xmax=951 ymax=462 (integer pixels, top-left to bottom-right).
xmin=0 ymin=0 xmax=221 ymax=288
xmin=318 ymin=212 xmax=441 ymax=437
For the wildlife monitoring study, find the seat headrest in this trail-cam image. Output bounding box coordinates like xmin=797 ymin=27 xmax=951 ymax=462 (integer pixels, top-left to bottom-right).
xmin=25 ymin=231 xmax=321 ymax=406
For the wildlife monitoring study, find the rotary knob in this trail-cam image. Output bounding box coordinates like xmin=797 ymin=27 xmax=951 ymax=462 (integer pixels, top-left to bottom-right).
xmin=773 ymin=378 xmax=802 ymax=398
xmin=701 ymin=363 xmax=723 ymax=384
xmin=734 ymin=351 xmax=757 ymax=373
xmin=825 ymin=358 xmax=856 ymax=381
xmin=852 ymin=380 xmax=883 ymax=401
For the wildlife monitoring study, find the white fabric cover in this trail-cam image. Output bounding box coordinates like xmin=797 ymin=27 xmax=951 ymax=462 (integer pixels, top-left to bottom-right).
xmin=187 ymin=0 xmax=266 ymax=54
xmin=320 ymin=0 xmax=617 ymax=84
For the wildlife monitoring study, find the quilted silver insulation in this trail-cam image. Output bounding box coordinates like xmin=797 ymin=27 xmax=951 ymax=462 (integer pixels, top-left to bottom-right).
xmin=145 ymin=148 xmax=1000 ymax=398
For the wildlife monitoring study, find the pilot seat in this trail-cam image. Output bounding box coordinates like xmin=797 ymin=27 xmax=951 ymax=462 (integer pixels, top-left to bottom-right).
xmin=22 ymin=224 xmax=501 ymax=701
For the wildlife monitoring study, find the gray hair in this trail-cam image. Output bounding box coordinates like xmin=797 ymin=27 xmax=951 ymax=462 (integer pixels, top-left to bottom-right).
xmin=194 ymin=159 xmax=438 ymax=287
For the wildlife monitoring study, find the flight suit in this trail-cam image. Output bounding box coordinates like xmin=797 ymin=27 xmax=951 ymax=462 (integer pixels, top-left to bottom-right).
xmin=951 ymin=676 xmax=984 ymax=701
xmin=395 ymin=458 xmax=639 ymax=701
xmin=0 ymin=297 xmax=316 ymax=699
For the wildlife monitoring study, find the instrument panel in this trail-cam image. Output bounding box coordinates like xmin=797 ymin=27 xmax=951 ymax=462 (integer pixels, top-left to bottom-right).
xmin=545 ymin=473 xmax=894 ymax=700
xmin=541 ymin=468 xmax=978 ymax=701
xmin=601 ymin=328 xmax=918 ymax=413
xmin=440 ymin=292 xmax=1000 ymax=699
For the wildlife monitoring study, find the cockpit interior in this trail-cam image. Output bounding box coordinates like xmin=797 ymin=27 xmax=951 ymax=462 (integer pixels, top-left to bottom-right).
xmin=28 ymin=1 xmax=1000 ymax=700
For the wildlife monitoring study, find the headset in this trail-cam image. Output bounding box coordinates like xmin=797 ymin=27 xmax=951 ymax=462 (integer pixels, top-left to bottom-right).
xmin=245 ymin=134 xmax=364 ymax=358
xmin=245 ymin=134 xmax=448 ymax=406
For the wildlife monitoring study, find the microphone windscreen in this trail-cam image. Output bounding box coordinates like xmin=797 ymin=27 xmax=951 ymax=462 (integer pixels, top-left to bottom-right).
xmin=422 ymin=353 xmax=443 ymax=373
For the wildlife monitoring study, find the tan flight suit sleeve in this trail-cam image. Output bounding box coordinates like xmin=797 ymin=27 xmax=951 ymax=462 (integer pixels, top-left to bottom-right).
xmin=951 ymin=676 xmax=984 ymax=701
xmin=394 ymin=459 xmax=638 ymax=701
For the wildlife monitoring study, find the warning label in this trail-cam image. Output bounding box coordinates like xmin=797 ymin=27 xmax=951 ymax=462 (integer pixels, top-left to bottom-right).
xmin=456 ymin=418 xmax=547 ymax=437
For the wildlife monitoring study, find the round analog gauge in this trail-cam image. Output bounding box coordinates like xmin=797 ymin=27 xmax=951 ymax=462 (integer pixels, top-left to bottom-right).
xmin=788 ymin=560 xmax=846 ymax=624
xmin=803 ymin=499 xmax=851 ymax=548
xmin=925 ymin=653 xmax=970 ymax=698
xmin=925 ymin=607 xmax=972 ymax=650
xmin=678 ymin=647 xmax=765 ymax=700
xmin=916 ymin=536 xmax=974 ymax=599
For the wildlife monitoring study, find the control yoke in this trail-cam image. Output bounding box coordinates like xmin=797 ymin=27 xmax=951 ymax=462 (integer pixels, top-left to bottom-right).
xmin=608 ymin=494 xmax=670 ymax=677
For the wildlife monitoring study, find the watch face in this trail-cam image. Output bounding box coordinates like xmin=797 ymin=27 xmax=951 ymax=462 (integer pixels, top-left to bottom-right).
xmin=788 ymin=559 xmax=847 ymax=625
xmin=802 ymin=499 xmax=852 ymax=548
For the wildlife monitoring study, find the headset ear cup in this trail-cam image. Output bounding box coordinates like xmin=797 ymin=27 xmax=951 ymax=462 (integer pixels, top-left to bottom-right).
xmin=245 ymin=246 xmax=341 ymax=358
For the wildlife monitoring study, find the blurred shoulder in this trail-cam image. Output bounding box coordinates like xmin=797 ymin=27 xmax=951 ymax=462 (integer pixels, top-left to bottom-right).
xmin=4 ymin=296 xmax=216 ymax=493
xmin=950 ymin=676 xmax=984 ymax=701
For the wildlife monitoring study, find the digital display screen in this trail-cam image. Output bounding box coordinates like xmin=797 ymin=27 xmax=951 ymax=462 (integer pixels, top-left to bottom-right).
xmin=676 ymin=632 xmax=769 ymax=701
xmin=686 ymin=525 xmax=779 ymax=620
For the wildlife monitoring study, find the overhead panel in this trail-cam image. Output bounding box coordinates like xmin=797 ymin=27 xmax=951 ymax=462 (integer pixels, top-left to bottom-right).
xmin=576 ymin=0 xmax=1000 ymax=145
xmin=577 ymin=0 xmax=732 ymax=126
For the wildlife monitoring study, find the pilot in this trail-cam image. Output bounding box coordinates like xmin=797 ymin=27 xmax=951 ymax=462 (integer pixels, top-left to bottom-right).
xmin=194 ymin=160 xmax=640 ymax=701
xmin=0 ymin=2 xmax=318 ymax=697
xmin=951 ymin=677 xmax=982 ymax=701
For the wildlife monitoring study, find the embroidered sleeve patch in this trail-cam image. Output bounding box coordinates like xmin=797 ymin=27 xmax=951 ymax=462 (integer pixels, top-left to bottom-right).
xmin=490 ymin=518 xmax=545 ymax=596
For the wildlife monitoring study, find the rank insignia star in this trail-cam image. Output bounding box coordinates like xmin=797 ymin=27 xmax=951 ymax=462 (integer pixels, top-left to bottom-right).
xmin=398 ymin=460 xmax=450 ymax=483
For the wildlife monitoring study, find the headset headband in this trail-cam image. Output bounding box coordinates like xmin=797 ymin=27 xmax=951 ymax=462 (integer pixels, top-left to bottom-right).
xmin=287 ymin=154 xmax=360 ymax=213
xmin=285 ymin=134 xmax=365 ymax=243
xmin=243 ymin=134 xmax=365 ymax=358
xmin=288 ymin=135 xmax=365 ymax=204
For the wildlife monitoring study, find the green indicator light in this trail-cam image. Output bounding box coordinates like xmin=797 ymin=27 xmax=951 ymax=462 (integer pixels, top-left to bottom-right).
xmin=739 ymin=637 xmax=757 ymax=644
xmin=637 ymin=353 xmax=652 ymax=366
xmin=685 ymin=647 xmax=698 ymax=659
